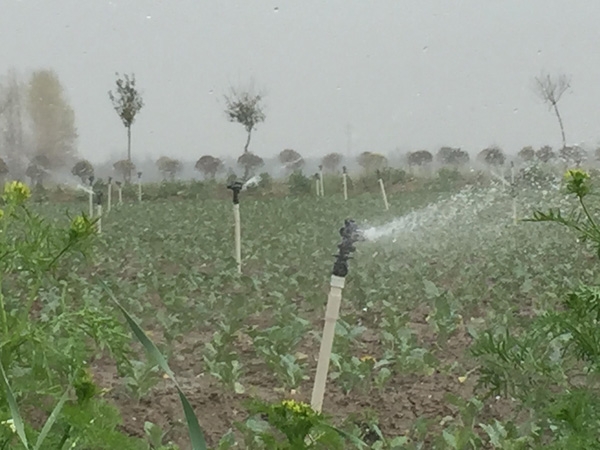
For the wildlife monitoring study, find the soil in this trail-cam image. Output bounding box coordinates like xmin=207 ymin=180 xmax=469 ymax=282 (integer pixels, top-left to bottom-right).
xmin=89 ymin=300 xmax=502 ymax=450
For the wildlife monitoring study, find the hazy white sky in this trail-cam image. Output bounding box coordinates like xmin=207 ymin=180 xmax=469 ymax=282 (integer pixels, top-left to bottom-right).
xmin=2 ymin=0 xmax=600 ymax=164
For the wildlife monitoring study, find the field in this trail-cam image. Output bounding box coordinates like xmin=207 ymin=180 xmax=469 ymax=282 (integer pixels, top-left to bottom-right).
xmin=3 ymin=169 xmax=600 ymax=449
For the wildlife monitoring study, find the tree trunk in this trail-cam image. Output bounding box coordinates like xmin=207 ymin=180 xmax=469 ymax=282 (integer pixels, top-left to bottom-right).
xmin=553 ymin=102 xmax=566 ymax=149
xmin=244 ymin=129 xmax=252 ymax=153
xmin=126 ymin=125 xmax=132 ymax=183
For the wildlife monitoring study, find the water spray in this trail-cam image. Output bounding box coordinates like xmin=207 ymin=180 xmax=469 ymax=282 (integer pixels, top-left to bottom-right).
xmin=342 ymin=166 xmax=348 ymax=201
xmin=137 ymin=172 xmax=143 ymax=203
xmin=377 ymin=169 xmax=389 ymax=211
xmin=319 ymin=164 xmax=325 ymax=197
xmin=227 ymin=180 xmax=243 ymax=274
xmin=76 ymin=182 xmax=94 ymax=218
xmin=311 ymin=219 xmax=364 ymax=413
xmin=107 ymin=176 xmax=112 ymax=213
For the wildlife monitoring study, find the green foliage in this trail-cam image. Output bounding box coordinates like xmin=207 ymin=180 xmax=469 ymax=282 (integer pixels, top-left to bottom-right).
xmin=287 ymin=170 xmax=312 ymax=196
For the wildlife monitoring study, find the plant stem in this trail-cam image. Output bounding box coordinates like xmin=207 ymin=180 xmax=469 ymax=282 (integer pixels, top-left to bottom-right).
xmin=579 ymin=197 xmax=598 ymax=232
xmin=57 ymin=425 xmax=71 ymax=449
xmin=0 ymin=283 xmax=8 ymax=338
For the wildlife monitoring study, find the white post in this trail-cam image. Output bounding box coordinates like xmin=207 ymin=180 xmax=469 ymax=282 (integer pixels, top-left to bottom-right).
xmin=233 ymin=203 xmax=242 ymax=273
xmin=319 ymin=166 xmax=325 ymax=197
xmin=88 ymin=190 xmax=94 ymax=218
xmin=311 ymin=275 xmax=345 ymax=413
xmin=511 ymin=162 xmax=517 ymax=225
xmin=96 ymin=204 xmax=102 ymax=234
xmin=315 ymin=178 xmax=320 ymax=197
xmin=378 ymin=178 xmax=389 ymax=211
xmin=107 ymin=179 xmax=112 ymax=213
xmin=342 ymin=172 xmax=348 ymax=201
xmin=118 ymin=186 xmax=123 ymax=205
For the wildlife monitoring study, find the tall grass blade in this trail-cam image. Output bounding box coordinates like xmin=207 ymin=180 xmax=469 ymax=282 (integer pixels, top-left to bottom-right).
xmin=0 ymin=359 xmax=29 ymax=448
xmin=33 ymin=388 xmax=69 ymax=450
xmin=101 ymin=283 xmax=207 ymax=450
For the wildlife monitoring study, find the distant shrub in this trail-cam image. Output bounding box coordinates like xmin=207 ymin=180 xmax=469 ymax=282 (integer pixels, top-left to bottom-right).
xmin=258 ymin=172 xmax=272 ymax=190
xmin=287 ymin=170 xmax=312 ymax=196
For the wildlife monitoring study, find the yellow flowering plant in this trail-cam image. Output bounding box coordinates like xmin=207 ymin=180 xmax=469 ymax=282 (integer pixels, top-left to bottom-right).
xmin=238 ymin=398 xmax=366 ymax=449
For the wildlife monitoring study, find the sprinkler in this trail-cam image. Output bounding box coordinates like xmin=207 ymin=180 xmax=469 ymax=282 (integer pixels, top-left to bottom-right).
xmin=376 ymin=169 xmax=389 ymax=211
xmin=137 ymin=172 xmax=143 ymax=203
xmin=314 ymin=173 xmax=320 ymax=197
xmin=227 ymin=180 xmax=244 ymax=273
xmin=342 ymin=166 xmax=348 ymax=201
xmin=88 ymin=176 xmax=95 ymax=217
xmin=311 ymin=218 xmax=364 ymax=413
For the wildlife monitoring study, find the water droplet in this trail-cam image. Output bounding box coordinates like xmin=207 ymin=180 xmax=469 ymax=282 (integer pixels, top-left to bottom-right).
xmin=274 ymin=6 xmax=279 ymax=12
xmin=336 ymin=86 xmax=341 ymax=91
xmin=146 ymin=15 xmax=152 ymax=19
xmin=209 ymin=89 xmax=213 ymax=95
xmin=513 ymin=108 xmax=519 ymax=114
xmin=422 ymin=46 xmax=428 ymax=52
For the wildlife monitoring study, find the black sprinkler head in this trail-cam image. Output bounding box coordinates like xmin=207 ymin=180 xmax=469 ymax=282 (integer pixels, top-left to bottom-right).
xmin=332 ymin=218 xmax=364 ymax=278
xmin=95 ymin=191 xmax=103 ymax=206
xmin=227 ymin=180 xmax=244 ymax=204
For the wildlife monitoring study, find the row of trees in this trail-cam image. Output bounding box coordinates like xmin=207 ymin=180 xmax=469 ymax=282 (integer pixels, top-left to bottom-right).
xmin=61 ymin=142 xmax=596 ymax=187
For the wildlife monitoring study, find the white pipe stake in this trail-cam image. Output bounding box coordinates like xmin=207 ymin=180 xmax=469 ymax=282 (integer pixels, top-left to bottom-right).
xmin=311 ymin=275 xmax=346 ymax=413
xmin=342 ymin=173 xmax=348 ymax=201
xmin=118 ymin=187 xmax=123 ymax=205
xmin=107 ymin=183 xmax=112 ymax=213
xmin=315 ymin=179 xmax=320 ymax=197
xmin=319 ymin=170 xmax=325 ymax=197
xmin=96 ymin=204 xmax=102 ymax=234
xmin=233 ymin=203 xmax=242 ymax=273
xmin=511 ymin=162 xmax=517 ymax=225
xmin=88 ymin=191 xmax=93 ymax=218
xmin=138 ymin=181 xmax=142 ymax=203
xmin=378 ymin=178 xmax=389 ymax=211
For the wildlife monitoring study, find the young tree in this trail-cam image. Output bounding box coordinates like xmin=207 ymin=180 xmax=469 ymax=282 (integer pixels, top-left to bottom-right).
xmin=71 ymin=159 xmax=94 ymax=184
xmin=478 ymin=146 xmax=505 ymax=166
xmin=195 ymin=155 xmax=223 ymax=179
xmin=536 ymin=145 xmax=556 ymax=163
xmin=321 ymin=153 xmax=343 ymax=172
xmin=27 ymin=69 xmax=78 ymax=169
xmin=356 ymin=152 xmax=387 ymax=172
xmin=237 ymin=152 xmax=264 ymax=179
xmin=407 ymin=150 xmax=433 ymax=167
xmin=518 ymin=146 xmax=535 ymax=162
xmin=156 ymin=156 xmax=182 ymax=181
xmin=0 ymin=69 xmax=28 ymax=175
xmin=278 ymin=149 xmax=304 ymax=172
xmin=224 ymin=86 xmax=265 ymax=178
xmin=436 ymin=147 xmax=469 ymax=166
xmin=534 ymin=72 xmax=571 ymax=149
xmin=113 ymin=159 xmax=136 ymax=183
xmin=109 ymin=73 xmax=144 ymax=183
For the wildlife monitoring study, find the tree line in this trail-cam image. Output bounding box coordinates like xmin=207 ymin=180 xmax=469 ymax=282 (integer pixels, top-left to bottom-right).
xmin=0 ymin=68 xmax=588 ymax=186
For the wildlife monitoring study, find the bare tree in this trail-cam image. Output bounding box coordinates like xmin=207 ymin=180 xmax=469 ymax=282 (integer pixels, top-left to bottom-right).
xmin=109 ymin=73 xmax=144 ymax=183
xmin=224 ymin=85 xmax=265 ymax=176
xmin=534 ymin=72 xmax=571 ymax=149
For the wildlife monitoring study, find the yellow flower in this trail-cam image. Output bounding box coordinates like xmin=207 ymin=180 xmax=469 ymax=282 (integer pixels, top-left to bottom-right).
xmin=69 ymin=214 xmax=95 ymax=239
xmin=564 ymin=168 xmax=591 ymax=198
xmin=3 ymin=181 xmax=31 ymax=205
xmin=281 ymin=399 xmax=315 ymax=417
xmin=360 ymin=355 xmax=376 ymax=363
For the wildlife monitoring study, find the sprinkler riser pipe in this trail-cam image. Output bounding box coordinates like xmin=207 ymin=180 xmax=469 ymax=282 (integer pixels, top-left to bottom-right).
xmin=96 ymin=205 xmax=102 ymax=234
xmin=342 ymin=173 xmax=348 ymax=201
xmin=319 ymin=170 xmax=324 ymax=197
xmin=233 ymin=204 xmax=242 ymax=273
xmin=118 ymin=187 xmax=123 ymax=205
xmin=138 ymin=182 xmax=142 ymax=202
xmin=88 ymin=191 xmax=93 ymax=218
xmin=311 ymin=275 xmax=345 ymax=413
xmin=107 ymin=183 xmax=112 ymax=212
xmin=315 ymin=179 xmax=320 ymax=197
xmin=378 ymin=178 xmax=389 ymax=211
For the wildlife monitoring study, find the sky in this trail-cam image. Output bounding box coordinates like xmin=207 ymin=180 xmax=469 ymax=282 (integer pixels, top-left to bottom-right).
xmin=1 ymin=0 xmax=600 ymax=165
